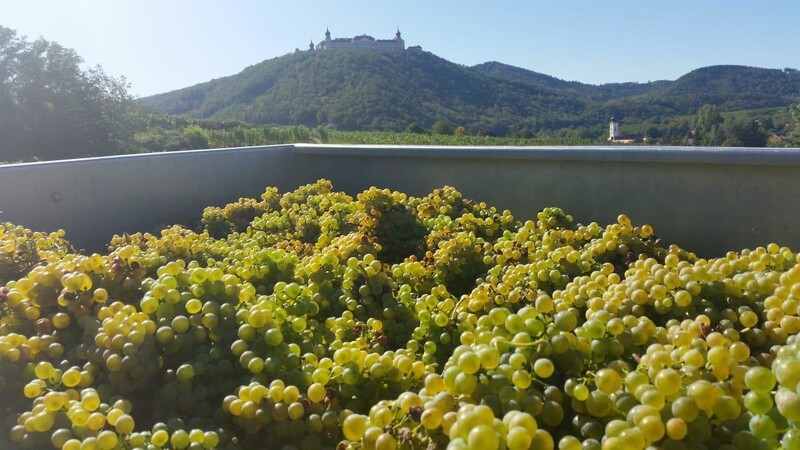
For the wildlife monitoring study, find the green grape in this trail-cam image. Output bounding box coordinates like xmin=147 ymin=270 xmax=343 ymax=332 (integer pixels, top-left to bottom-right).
xmin=512 ymin=370 xmax=531 ymax=389
xmin=32 ymin=411 xmax=54 ymax=432
xmin=375 ymin=433 xmax=397 ymax=450
xmin=654 ymin=369 xmax=682 ymax=397
xmin=506 ymin=412 xmax=537 ymax=435
xmin=170 ymin=429 xmax=190 ymax=449
xmin=594 ymin=368 xmax=622 ymax=394
xmin=749 ymin=414 xmax=777 ymax=439
xmin=115 ymin=414 xmax=134 ymax=434
xmin=151 ymin=430 xmax=169 ymax=447
xmin=714 ymin=395 xmax=742 ymax=421
xmin=189 ymin=428 xmax=204 ymax=444
xmin=745 ymin=366 xmax=776 ymax=392
xmin=468 ymin=424 xmax=499 ymax=450
xmin=264 ymin=328 xmax=283 ymax=346
xmin=557 ymin=435 xmax=581 ymax=450
xmin=782 ymin=430 xmax=800 ymax=450
xmin=454 ymin=372 xmax=477 ymax=394
xmin=185 ymin=298 xmax=202 ymax=314
xmin=638 ymin=415 xmax=665 ymax=442
xmin=420 ymin=408 xmax=443 ymax=430
xmin=43 ymin=391 xmax=68 ymax=411
xmin=307 ymin=382 xmax=326 ymax=403
xmin=744 ymin=390 xmax=773 ymax=414
xmin=203 ymin=431 xmax=219 ymax=449
xmin=534 ymin=358 xmax=555 ymax=378
xmin=283 ymin=385 xmax=300 ymax=403
xmin=458 ymin=351 xmax=481 ymax=375
xmin=775 ymin=388 xmax=800 ymax=422
xmin=80 ymin=389 xmax=101 ymax=412
xmin=605 ymin=419 xmax=629 ymax=437
xmin=288 ymin=402 xmax=305 ymax=420
xmin=641 ymin=389 xmax=665 ymax=410
xmin=573 ymin=384 xmax=589 ymax=401
xmin=176 ymin=364 xmax=195 ymax=382
xmin=34 ymin=361 xmax=55 ymax=380
xmin=23 ymin=380 xmax=44 ymax=398
xmin=87 ymin=412 xmax=106 ymax=431
xmin=665 ymin=417 xmax=687 ymax=440
xmin=671 ymin=396 xmax=699 ymax=422
xmin=342 ymin=414 xmax=368 ymax=441
xmin=554 ymin=311 xmax=577 ymax=332
xmin=96 ymin=430 xmax=118 ymax=450
xmin=531 ymin=429 xmax=554 ymax=450
xmin=62 ymin=438 xmax=82 ymax=450
xmin=686 ymin=380 xmax=717 ymax=410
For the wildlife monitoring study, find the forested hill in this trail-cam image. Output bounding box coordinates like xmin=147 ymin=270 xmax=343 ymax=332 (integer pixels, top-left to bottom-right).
xmin=140 ymin=49 xmax=800 ymax=133
xmin=139 ymin=50 xmax=588 ymax=132
xmin=647 ymin=65 xmax=800 ymax=110
xmin=470 ymin=61 xmax=668 ymax=101
xmin=473 ymin=62 xmax=800 ymax=127
xmin=468 ymin=62 xmax=800 ymax=109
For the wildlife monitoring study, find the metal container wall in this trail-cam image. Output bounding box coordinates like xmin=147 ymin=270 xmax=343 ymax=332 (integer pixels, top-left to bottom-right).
xmin=1 ymin=144 xmax=799 ymax=256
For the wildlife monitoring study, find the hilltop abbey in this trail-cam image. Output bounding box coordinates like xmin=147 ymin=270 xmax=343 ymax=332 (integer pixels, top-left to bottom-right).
xmin=310 ymin=28 xmax=407 ymax=52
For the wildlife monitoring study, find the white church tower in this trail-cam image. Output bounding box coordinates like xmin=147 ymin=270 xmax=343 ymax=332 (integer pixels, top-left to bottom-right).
xmin=608 ymin=116 xmax=621 ymax=141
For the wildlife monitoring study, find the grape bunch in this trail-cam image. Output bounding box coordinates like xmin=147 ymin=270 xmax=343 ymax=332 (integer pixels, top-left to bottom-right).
xmin=1 ymin=180 xmax=800 ymax=450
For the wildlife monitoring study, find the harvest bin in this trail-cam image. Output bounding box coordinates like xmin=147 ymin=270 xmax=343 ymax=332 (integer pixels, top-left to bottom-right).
xmin=0 ymin=144 xmax=799 ymax=257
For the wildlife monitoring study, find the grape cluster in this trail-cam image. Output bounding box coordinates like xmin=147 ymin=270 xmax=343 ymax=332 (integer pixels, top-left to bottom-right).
xmin=2 ymin=180 xmax=800 ymax=450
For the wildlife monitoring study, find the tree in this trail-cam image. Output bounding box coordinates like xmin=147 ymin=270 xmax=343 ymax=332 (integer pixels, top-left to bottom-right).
xmin=789 ymin=104 xmax=800 ymax=147
xmin=508 ymin=126 xmax=534 ymax=139
xmin=722 ymin=119 xmax=767 ymax=147
xmin=183 ymin=126 xmax=210 ymax=149
xmin=659 ymin=120 xmax=690 ymax=145
xmin=431 ymin=120 xmax=453 ymax=135
xmin=404 ymin=122 xmax=425 ymax=134
xmin=644 ymin=126 xmax=662 ymax=139
xmin=0 ymin=26 xmax=135 ymax=161
xmin=0 ymin=27 xmax=29 ymax=157
xmin=693 ymin=104 xmax=725 ymax=146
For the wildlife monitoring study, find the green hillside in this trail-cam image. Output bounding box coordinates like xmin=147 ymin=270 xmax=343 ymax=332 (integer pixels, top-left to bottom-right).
xmin=141 ymin=50 xmax=800 ymax=134
xmin=140 ymin=50 xmax=588 ymax=133
xmin=475 ymin=62 xmax=800 ymax=124
xmin=470 ymin=61 xmax=668 ymax=101
xmin=601 ymin=66 xmax=800 ymax=121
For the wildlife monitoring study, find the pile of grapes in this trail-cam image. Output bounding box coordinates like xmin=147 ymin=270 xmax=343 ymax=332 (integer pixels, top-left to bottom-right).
xmin=2 ymin=179 xmax=800 ymax=450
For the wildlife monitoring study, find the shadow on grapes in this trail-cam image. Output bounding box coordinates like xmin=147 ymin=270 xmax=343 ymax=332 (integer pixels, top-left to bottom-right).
xmin=350 ymin=187 xmax=426 ymax=265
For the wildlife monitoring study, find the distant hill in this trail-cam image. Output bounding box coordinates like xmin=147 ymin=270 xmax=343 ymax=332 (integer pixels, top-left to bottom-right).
xmin=472 ymin=62 xmax=800 ymax=122
xmin=470 ymin=61 xmax=668 ymax=101
xmin=140 ymin=50 xmax=590 ymax=133
xmin=647 ymin=65 xmax=800 ymax=109
xmin=140 ymin=50 xmax=800 ymax=133
xmin=593 ymin=66 xmax=800 ymax=125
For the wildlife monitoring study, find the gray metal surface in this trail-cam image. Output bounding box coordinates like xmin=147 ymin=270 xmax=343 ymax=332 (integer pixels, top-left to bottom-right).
xmin=0 ymin=146 xmax=298 ymax=251
xmin=1 ymin=144 xmax=798 ymax=256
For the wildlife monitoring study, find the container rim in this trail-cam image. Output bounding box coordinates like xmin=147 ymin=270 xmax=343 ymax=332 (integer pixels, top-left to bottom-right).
xmin=2 ymin=144 xmax=800 ymax=168
xmin=292 ymin=144 xmax=800 ymax=166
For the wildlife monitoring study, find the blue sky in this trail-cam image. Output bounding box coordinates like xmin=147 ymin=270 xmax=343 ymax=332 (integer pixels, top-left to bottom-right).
xmin=4 ymin=0 xmax=800 ymax=97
